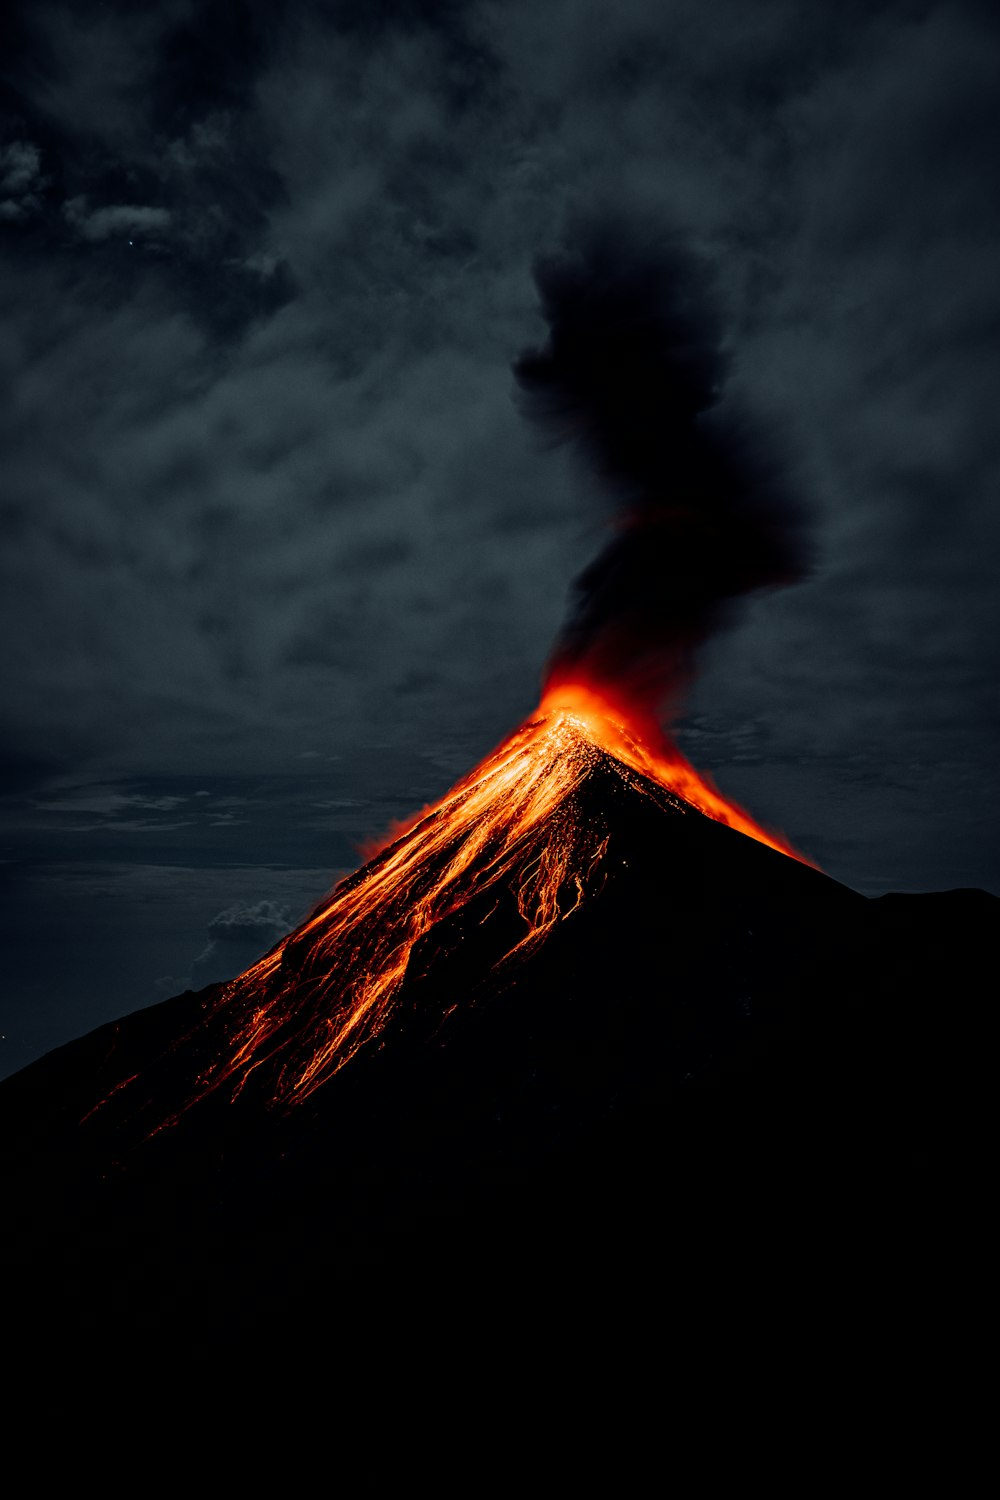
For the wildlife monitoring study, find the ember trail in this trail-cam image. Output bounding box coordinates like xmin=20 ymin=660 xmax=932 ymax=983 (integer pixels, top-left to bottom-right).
xmin=160 ymin=687 xmax=804 ymax=1117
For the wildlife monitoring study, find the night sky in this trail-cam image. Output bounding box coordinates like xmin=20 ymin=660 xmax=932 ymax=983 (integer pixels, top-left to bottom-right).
xmin=2 ymin=0 xmax=998 ymax=1080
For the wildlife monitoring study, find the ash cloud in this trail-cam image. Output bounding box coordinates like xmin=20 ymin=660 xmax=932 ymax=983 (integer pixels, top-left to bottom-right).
xmin=515 ymin=215 xmax=809 ymax=726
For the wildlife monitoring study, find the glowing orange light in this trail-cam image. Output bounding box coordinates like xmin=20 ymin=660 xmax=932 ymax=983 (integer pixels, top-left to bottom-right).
xmin=536 ymin=681 xmax=801 ymax=859
xmin=93 ymin=686 xmax=809 ymax=1130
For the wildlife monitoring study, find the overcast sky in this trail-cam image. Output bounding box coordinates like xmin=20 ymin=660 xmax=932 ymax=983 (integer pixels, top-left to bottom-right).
xmin=2 ymin=0 xmax=998 ymax=1077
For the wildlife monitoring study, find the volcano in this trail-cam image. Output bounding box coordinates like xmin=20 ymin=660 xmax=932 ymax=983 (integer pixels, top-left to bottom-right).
xmin=3 ymin=692 xmax=995 ymax=1328
xmin=4 ymin=225 xmax=994 ymax=1362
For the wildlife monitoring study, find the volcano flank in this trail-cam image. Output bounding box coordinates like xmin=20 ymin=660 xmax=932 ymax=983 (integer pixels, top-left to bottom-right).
xmin=3 ymin=221 xmax=994 ymax=1356
xmin=3 ymin=696 xmax=994 ymax=1321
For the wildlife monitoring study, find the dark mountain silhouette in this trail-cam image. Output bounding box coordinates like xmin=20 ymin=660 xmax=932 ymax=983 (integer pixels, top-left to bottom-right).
xmin=2 ymin=718 xmax=994 ymax=1353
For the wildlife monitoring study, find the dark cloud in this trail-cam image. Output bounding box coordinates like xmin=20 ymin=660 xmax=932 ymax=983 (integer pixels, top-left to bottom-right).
xmin=1 ymin=3 xmax=293 ymax=332
xmin=0 ymin=139 xmax=45 ymax=219
xmin=205 ymin=898 xmax=291 ymax=945
xmin=63 ymin=196 xmax=172 ymax=242
xmin=0 ymin=746 xmax=67 ymax=795
xmin=182 ymin=897 xmax=292 ymax=988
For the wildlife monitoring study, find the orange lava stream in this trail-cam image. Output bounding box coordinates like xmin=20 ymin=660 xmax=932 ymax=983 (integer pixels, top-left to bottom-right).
xmin=136 ymin=687 xmax=807 ymax=1123
xmin=537 ymin=683 xmax=802 ymax=859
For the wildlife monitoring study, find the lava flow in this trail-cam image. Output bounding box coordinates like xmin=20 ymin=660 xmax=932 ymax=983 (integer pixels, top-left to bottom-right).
xmin=81 ymin=221 xmax=816 ymax=1136
xmin=138 ymin=687 xmax=805 ymax=1124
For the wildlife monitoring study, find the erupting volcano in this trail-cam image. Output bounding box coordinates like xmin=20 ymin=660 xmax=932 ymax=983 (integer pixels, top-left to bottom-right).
xmin=90 ymin=682 xmax=805 ymax=1129
xmin=62 ymin=215 xmax=815 ymax=1139
xmin=3 ymin=218 xmax=995 ymax=1322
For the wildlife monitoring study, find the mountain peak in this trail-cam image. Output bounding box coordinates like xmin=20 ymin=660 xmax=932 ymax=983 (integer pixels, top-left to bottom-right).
xmin=2 ymin=692 xmax=995 ymax=1346
xmin=4 ymin=693 xmax=811 ymax=1157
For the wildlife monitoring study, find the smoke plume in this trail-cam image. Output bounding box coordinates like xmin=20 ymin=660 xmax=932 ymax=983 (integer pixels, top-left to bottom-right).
xmin=515 ymin=216 xmax=808 ymax=730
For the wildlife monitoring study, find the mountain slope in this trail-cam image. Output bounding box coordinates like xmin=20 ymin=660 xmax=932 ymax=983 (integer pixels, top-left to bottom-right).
xmin=1 ymin=707 xmax=995 ymax=1329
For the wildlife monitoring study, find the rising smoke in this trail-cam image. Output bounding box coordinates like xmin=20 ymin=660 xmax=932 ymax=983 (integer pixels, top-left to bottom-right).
xmin=514 ymin=216 xmax=809 ymax=730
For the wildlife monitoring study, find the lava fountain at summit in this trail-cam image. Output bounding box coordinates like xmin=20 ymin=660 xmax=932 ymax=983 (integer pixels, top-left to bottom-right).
xmin=146 ymin=684 xmax=806 ymax=1121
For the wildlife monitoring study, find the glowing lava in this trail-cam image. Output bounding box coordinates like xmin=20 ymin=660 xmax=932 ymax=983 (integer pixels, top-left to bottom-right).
xmin=535 ymin=683 xmax=801 ymax=858
xmin=132 ymin=689 xmax=807 ymax=1125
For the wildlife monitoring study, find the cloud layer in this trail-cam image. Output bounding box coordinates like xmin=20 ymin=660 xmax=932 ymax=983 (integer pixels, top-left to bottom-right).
xmin=1 ymin=0 xmax=997 ymax=912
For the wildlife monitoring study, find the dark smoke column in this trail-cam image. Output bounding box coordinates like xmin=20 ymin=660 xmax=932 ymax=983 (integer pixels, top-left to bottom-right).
xmin=514 ymin=218 xmax=808 ymax=733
